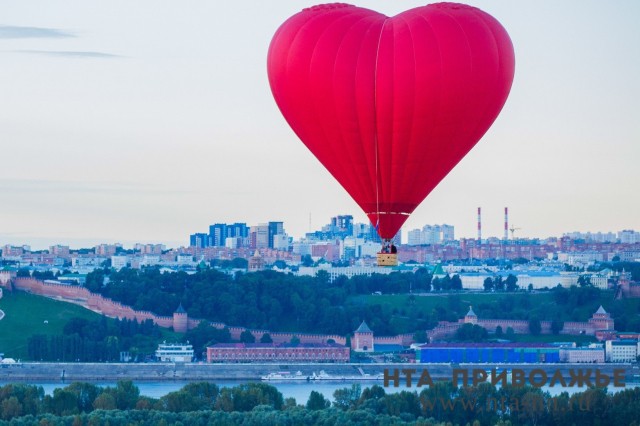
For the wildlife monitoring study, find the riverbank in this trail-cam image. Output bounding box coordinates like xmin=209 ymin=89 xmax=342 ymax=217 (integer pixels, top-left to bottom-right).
xmin=1 ymin=362 xmax=637 ymax=385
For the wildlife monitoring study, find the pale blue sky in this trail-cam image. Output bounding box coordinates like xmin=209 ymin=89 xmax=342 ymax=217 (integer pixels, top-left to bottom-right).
xmin=1 ymin=1 xmax=639 ymax=249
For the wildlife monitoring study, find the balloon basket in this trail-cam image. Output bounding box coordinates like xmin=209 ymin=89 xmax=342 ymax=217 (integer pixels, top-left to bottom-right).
xmin=377 ymin=253 xmax=398 ymax=267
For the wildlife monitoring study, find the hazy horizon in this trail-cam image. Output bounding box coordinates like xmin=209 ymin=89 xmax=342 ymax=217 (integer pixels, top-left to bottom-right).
xmin=2 ymin=1 xmax=639 ymax=250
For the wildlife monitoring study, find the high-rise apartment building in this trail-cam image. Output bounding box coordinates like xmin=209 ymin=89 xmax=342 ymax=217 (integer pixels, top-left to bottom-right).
xmin=207 ymin=223 xmax=249 ymax=247
xmin=407 ymin=224 xmax=455 ymax=245
xmin=250 ymin=224 xmax=270 ymax=249
xmin=209 ymin=223 xmax=227 ymax=247
xmin=189 ymin=233 xmax=210 ymax=248
xmin=268 ymin=221 xmax=284 ymax=248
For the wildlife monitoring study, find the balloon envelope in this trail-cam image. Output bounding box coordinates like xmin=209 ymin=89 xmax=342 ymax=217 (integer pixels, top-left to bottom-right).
xmin=268 ymin=3 xmax=515 ymax=239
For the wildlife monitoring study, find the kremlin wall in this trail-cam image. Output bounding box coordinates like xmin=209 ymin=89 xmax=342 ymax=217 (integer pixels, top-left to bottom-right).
xmin=0 ymin=276 xmax=615 ymax=351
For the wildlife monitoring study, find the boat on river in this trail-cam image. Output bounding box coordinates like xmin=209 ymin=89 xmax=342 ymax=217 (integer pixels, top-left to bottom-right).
xmin=261 ymin=371 xmax=310 ymax=381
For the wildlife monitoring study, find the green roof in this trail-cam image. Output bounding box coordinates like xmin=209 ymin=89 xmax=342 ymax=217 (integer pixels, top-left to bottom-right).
xmin=432 ymin=263 xmax=445 ymax=275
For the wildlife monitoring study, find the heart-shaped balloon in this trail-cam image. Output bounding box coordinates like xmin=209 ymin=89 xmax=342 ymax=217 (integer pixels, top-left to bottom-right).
xmin=268 ymin=2 xmax=515 ymax=239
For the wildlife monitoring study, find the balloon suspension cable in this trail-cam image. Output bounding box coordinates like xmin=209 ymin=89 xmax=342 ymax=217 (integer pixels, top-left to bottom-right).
xmin=372 ymin=18 xmax=388 ymax=233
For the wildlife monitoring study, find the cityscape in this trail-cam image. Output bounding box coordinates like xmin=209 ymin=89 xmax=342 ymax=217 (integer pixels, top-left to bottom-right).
xmin=2 ymin=211 xmax=640 ymax=368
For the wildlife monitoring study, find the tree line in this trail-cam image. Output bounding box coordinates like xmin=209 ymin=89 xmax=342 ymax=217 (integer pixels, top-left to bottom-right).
xmin=84 ymin=267 xmax=437 ymax=336
xmin=27 ymin=317 xmax=161 ymax=362
xmin=0 ymin=380 xmax=638 ymax=425
xmin=78 ymin=267 xmax=640 ymax=337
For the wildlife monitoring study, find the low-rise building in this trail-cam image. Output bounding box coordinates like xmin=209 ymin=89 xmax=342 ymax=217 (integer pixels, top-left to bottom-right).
xmin=559 ymin=347 xmax=605 ymax=363
xmin=605 ymin=339 xmax=640 ymax=362
xmin=418 ymin=342 xmax=560 ymax=363
xmin=206 ymin=343 xmax=350 ymax=363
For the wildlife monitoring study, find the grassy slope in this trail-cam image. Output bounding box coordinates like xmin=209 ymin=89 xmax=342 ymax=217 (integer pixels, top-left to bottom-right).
xmin=0 ymin=291 xmax=101 ymax=359
xmin=0 ymin=291 xmax=181 ymax=360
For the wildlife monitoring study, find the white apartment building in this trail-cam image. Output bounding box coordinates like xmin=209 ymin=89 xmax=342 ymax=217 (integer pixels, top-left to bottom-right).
xmin=272 ymin=234 xmax=290 ymax=251
xmin=618 ymin=230 xmax=640 ymax=244
xmin=407 ymin=224 xmax=455 ymax=246
xmin=605 ymin=340 xmax=640 ymax=362
xmin=111 ymin=255 xmax=129 ymax=270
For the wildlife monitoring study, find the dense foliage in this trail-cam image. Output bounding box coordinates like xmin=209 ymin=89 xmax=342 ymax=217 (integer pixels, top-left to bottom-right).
xmin=85 ymin=267 xmax=436 ymax=336
xmin=81 ymin=267 xmax=640 ymax=336
xmin=27 ymin=317 xmax=161 ymax=362
xmin=0 ymin=381 xmax=638 ymax=425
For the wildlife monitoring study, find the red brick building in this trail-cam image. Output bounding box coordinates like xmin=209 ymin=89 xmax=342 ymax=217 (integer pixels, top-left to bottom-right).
xmin=206 ymin=343 xmax=350 ymax=363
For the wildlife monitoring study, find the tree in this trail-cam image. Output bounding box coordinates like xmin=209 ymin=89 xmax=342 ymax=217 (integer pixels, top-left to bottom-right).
xmin=93 ymin=392 xmax=116 ymax=410
xmin=240 ymin=330 xmax=256 ymax=343
xmin=432 ymin=277 xmax=442 ymax=291
xmin=1 ymin=397 xmax=23 ymax=420
xmin=495 ymin=326 xmax=503 ymax=336
xmin=260 ymin=333 xmax=273 ymax=343
xmin=529 ymin=318 xmax=542 ymax=335
xmin=333 ymin=384 xmax=361 ymax=410
xmin=505 ymin=274 xmax=518 ymax=292
xmin=16 ymin=268 xmax=31 ymax=277
xmin=290 ymin=336 xmax=300 ymax=346
xmin=551 ymin=319 xmax=563 ymax=335
xmin=578 ymin=275 xmax=592 ymax=287
xmin=413 ymin=330 xmax=428 ymax=343
xmin=494 ymin=276 xmax=505 ymax=291
xmin=114 ymin=380 xmax=140 ymax=410
xmin=306 ymin=390 xmax=330 ymax=410
xmin=455 ymin=324 xmax=488 ymax=342
xmin=506 ymin=327 xmax=515 ymax=338
xmin=450 ymin=274 xmax=463 ymax=291
xmin=483 ymin=277 xmax=493 ymax=292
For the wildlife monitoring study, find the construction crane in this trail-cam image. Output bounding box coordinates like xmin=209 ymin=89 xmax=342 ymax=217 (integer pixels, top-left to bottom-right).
xmin=509 ymin=226 xmax=522 ymax=240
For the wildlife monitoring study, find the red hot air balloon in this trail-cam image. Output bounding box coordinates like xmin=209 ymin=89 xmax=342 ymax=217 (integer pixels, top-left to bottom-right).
xmin=268 ymin=2 xmax=515 ymax=241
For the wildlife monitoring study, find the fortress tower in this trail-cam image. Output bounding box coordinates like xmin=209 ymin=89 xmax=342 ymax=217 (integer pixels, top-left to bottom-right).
xmin=172 ymin=303 xmax=188 ymax=333
xmin=353 ymin=321 xmax=374 ymax=352
xmin=588 ymin=305 xmax=614 ymax=330
xmin=464 ymin=306 xmax=478 ymax=325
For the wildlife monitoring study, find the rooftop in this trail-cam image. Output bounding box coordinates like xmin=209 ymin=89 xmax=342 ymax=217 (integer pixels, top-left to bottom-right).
xmin=420 ymin=342 xmax=555 ymax=349
xmin=208 ymin=342 xmax=346 ymax=349
xmin=355 ymin=320 xmax=373 ymax=333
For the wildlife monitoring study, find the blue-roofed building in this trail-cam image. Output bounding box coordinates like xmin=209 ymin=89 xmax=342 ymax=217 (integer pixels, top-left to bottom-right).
xmin=418 ymin=342 xmax=560 ymax=364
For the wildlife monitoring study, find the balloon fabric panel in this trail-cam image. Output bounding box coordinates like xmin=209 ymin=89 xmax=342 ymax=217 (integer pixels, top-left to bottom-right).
xmin=268 ymin=3 xmax=515 ymax=239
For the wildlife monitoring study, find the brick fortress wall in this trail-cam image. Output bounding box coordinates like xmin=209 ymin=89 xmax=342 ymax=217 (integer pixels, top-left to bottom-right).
xmin=3 ymin=277 xmax=614 ymax=346
xmin=4 ymin=278 xmax=346 ymax=345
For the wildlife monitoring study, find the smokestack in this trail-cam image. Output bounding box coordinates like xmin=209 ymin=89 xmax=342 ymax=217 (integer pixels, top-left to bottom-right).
xmin=477 ymin=207 xmax=482 ymax=242
xmin=504 ymin=207 xmax=509 ymax=240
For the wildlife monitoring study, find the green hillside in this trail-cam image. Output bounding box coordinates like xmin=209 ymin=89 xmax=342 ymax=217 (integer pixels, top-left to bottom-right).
xmin=0 ymin=291 xmax=181 ymax=360
xmin=0 ymin=291 xmax=102 ymax=359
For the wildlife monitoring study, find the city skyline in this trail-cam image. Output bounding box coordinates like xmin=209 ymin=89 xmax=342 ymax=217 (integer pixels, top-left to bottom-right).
xmin=1 ymin=1 xmax=639 ymax=249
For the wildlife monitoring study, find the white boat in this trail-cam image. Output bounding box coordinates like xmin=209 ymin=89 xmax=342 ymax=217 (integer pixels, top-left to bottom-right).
xmin=312 ymin=370 xmax=348 ymax=381
xmin=261 ymin=371 xmax=310 ymax=381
